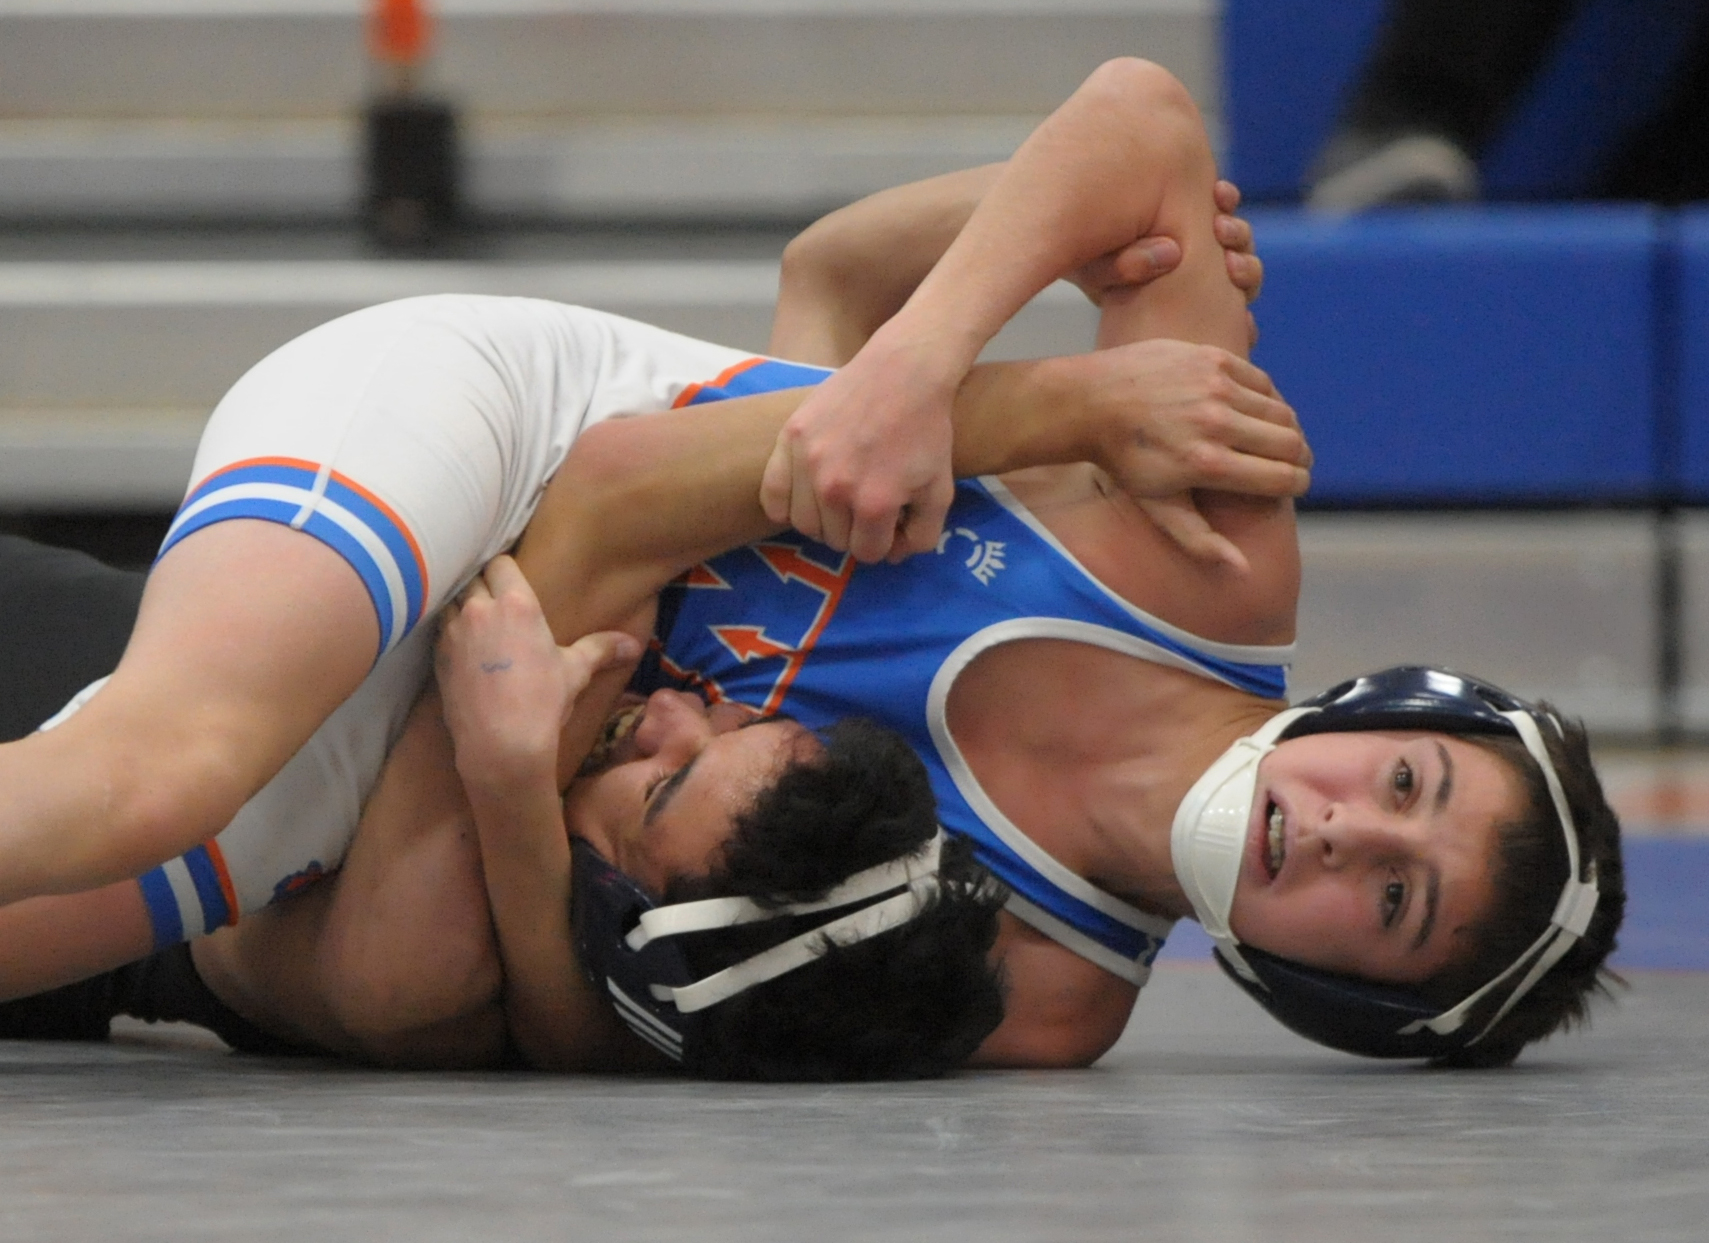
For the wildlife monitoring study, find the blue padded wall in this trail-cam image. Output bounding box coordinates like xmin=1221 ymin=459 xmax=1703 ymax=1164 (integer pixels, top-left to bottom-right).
xmin=1223 ymin=0 xmax=1704 ymax=202
xmin=1677 ymin=209 xmax=1709 ymax=501
xmin=1247 ymin=206 xmax=1658 ymax=505
xmin=1221 ymin=0 xmax=1386 ymax=201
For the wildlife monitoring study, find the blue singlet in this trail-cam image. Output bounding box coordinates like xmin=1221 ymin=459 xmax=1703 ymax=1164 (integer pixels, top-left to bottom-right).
xmin=639 ymin=359 xmax=1294 ymax=986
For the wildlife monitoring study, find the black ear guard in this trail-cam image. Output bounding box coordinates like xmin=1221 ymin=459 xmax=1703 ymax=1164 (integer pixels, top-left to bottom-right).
xmin=570 ymin=837 xmax=705 ymax=1063
xmin=1215 ymin=666 xmax=1600 ymax=1060
xmin=1217 ymin=945 xmax=1474 ymax=1061
xmin=570 ymin=833 xmax=946 ymax=1067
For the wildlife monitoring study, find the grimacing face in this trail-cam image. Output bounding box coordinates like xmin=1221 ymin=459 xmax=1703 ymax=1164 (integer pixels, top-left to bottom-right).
xmin=1228 ymin=730 xmax=1520 ymax=986
xmin=564 ymin=689 xmax=815 ymax=895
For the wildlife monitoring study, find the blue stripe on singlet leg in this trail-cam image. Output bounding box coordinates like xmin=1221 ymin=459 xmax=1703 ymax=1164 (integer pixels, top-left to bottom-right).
xmin=181 ymin=845 xmax=233 ymax=935
xmin=159 ymin=461 xmax=426 ymax=660
xmin=314 ymin=475 xmax=426 ymax=637
xmin=136 ymin=868 xmax=184 ymax=947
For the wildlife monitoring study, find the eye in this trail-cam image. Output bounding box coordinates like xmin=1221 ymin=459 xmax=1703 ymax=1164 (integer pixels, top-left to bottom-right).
xmin=1391 ymin=759 xmax=1415 ymax=803
xmin=1381 ymin=877 xmax=1406 ymax=928
xmin=642 ymin=770 xmax=674 ymax=805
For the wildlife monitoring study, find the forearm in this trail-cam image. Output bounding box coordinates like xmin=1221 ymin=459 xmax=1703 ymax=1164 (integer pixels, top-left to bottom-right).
xmin=460 ymin=778 xmax=591 ymax=1070
xmin=882 ymin=58 xmax=1217 ymax=371
xmin=772 ymin=164 xmax=1003 ymax=366
xmin=515 ymin=358 xmax=1090 ymax=641
xmin=462 ymin=772 xmax=653 ymax=1072
xmin=0 ymin=882 xmax=154 ymax=1002
xmin=433 ymin=563 xmax=657 ymax=1071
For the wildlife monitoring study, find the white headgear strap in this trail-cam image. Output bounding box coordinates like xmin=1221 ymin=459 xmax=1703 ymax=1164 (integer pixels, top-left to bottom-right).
xmin=627 ymin=831 xmax=946 ymax=1015
xmin=1399 ymin=710 xmax=1600 ymax=1045
xmin=1169 ymin=708 xmax=1316 ymax=982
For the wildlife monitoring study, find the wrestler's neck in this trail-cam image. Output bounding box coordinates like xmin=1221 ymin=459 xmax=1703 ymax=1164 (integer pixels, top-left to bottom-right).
xmin=1079 ymin=693 xmax=1283 ymax=922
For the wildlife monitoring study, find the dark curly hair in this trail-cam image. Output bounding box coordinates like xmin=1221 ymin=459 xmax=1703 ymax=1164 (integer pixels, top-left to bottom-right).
xmin=1424 ymin=706 xmax=1626 ymax=1068
xmin=661 ymin=717 xmax=1008 ymax=1081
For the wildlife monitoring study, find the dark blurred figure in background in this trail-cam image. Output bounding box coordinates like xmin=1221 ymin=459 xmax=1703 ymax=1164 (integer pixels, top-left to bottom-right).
xmin=1308 ymin=0 xmax=1709 ymax=209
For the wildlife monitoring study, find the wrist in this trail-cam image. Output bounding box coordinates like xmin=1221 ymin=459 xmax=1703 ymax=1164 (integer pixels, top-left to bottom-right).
xmin=1006 ymin=354 xmax=1105 ymax=468
xmin=457 ymin=751 xmax=559 ymax=804
xmin=1037 ymin=353 xmax=1109 ymax=468
xmin=465 ymin=782 xmax=570 ymax=871
xmin=948 ymin=355 xmax=1092 ymax=477
xmin=865 ymin=307 xmax=984 ymax=388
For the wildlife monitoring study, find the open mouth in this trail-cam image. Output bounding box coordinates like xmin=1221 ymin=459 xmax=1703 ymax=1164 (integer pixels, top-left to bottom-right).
xmin=577 ymin=700 xmax=647 ymax=777
xmin=1263 ymin=798 xmax=1286 ymax=880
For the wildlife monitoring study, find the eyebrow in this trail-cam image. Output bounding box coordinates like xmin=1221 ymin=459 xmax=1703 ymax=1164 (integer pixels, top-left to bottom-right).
xmin=1433 ymin=740 xmax=1455 ymax=814
xmin=1413 ymin=864 xmax=1441 ymax=952
xmin=643 ymin=755 xmax=700 ymax=829
xmin=1407 ymin=743 xmax=1455 ymax=952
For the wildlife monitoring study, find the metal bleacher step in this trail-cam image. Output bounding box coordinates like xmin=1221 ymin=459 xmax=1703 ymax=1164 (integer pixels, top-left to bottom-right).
xmin=1292 ymin=512 xmax=1709 ymax=740
xmin=0 ymin=252 xmax=1097 ymax=506
xmin=0 ymin=0 xmax=1217 ymax=221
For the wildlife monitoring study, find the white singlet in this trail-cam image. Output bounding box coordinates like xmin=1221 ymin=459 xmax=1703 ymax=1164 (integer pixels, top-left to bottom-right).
xmin=55 ymin=296 xmax=773 ymax=946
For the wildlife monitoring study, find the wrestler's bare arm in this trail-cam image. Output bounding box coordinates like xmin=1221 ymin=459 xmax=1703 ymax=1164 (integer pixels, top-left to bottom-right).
xmin=770 ymin=166 xmax=1262 ymax=369
xmin=432 ymin=558 xmax=655 ymax=1071
xmin=764 ymin=57 xmax=1270 ymax=563
xmin=770 ymin=164 xmax=1004 ymax=367
xmin=191 ymin=691 xmax=512 ymax=1068
xmin=516 ymin=350 xmax=1304 ymax=693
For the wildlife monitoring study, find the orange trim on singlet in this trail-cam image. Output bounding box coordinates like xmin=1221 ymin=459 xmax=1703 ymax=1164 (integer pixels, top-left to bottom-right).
xmin=202 ymin=840 xmax=241 ymax=928
xmin=670 ymin=356 xmax=767 ymax=409
xmin=324 ymin=467 xmax=432 ymax=602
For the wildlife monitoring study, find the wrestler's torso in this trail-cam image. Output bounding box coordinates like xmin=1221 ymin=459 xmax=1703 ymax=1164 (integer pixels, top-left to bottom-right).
xmin=642 ymin=445 xmax=1298 ymax=1063
xmin=944 ymin=471 xmax=1295 ymax=1062
xmin=194 ymin=691 xmax=649 ymax=1071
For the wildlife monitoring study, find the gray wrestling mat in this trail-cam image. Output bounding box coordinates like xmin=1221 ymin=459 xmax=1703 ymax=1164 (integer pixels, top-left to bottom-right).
xmin=3 ymin=964 xmax=1705 ymax=1243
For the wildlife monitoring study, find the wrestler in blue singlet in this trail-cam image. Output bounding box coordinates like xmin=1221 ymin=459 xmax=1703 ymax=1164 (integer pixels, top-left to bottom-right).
xmin=639 ymin=363 xmax=1295 ymax=988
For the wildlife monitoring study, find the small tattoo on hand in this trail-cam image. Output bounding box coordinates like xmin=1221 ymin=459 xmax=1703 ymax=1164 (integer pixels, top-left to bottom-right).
xmin=480 ymin=659 xmax=513 ymax=673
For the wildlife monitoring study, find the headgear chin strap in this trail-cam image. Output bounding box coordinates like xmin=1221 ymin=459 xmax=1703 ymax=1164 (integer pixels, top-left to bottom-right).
xmin=1171 ymin=666 xmax=1601 ymax=1059
xmin=571 ymin=831 xmax=946 ymax=1065
xmin=1169 ymin=706 xmax=1314 ymax=973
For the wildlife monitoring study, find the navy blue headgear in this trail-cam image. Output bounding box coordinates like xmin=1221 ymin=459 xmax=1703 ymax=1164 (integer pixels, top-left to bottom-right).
xmin=570 ymin=833 xmax=946 ymax=1066
xmin=1214 ymin=666 xmax=1601 ymax=1059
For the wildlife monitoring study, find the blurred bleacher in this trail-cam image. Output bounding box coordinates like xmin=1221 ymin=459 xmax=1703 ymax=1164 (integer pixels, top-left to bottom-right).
xmin=4 ymin=0 xmax=1707 ymax=739
xmin=0 ymin=0 xmax=1215 ymax=221
xmin=0 ymin=0 xmax=1190 ymax=507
